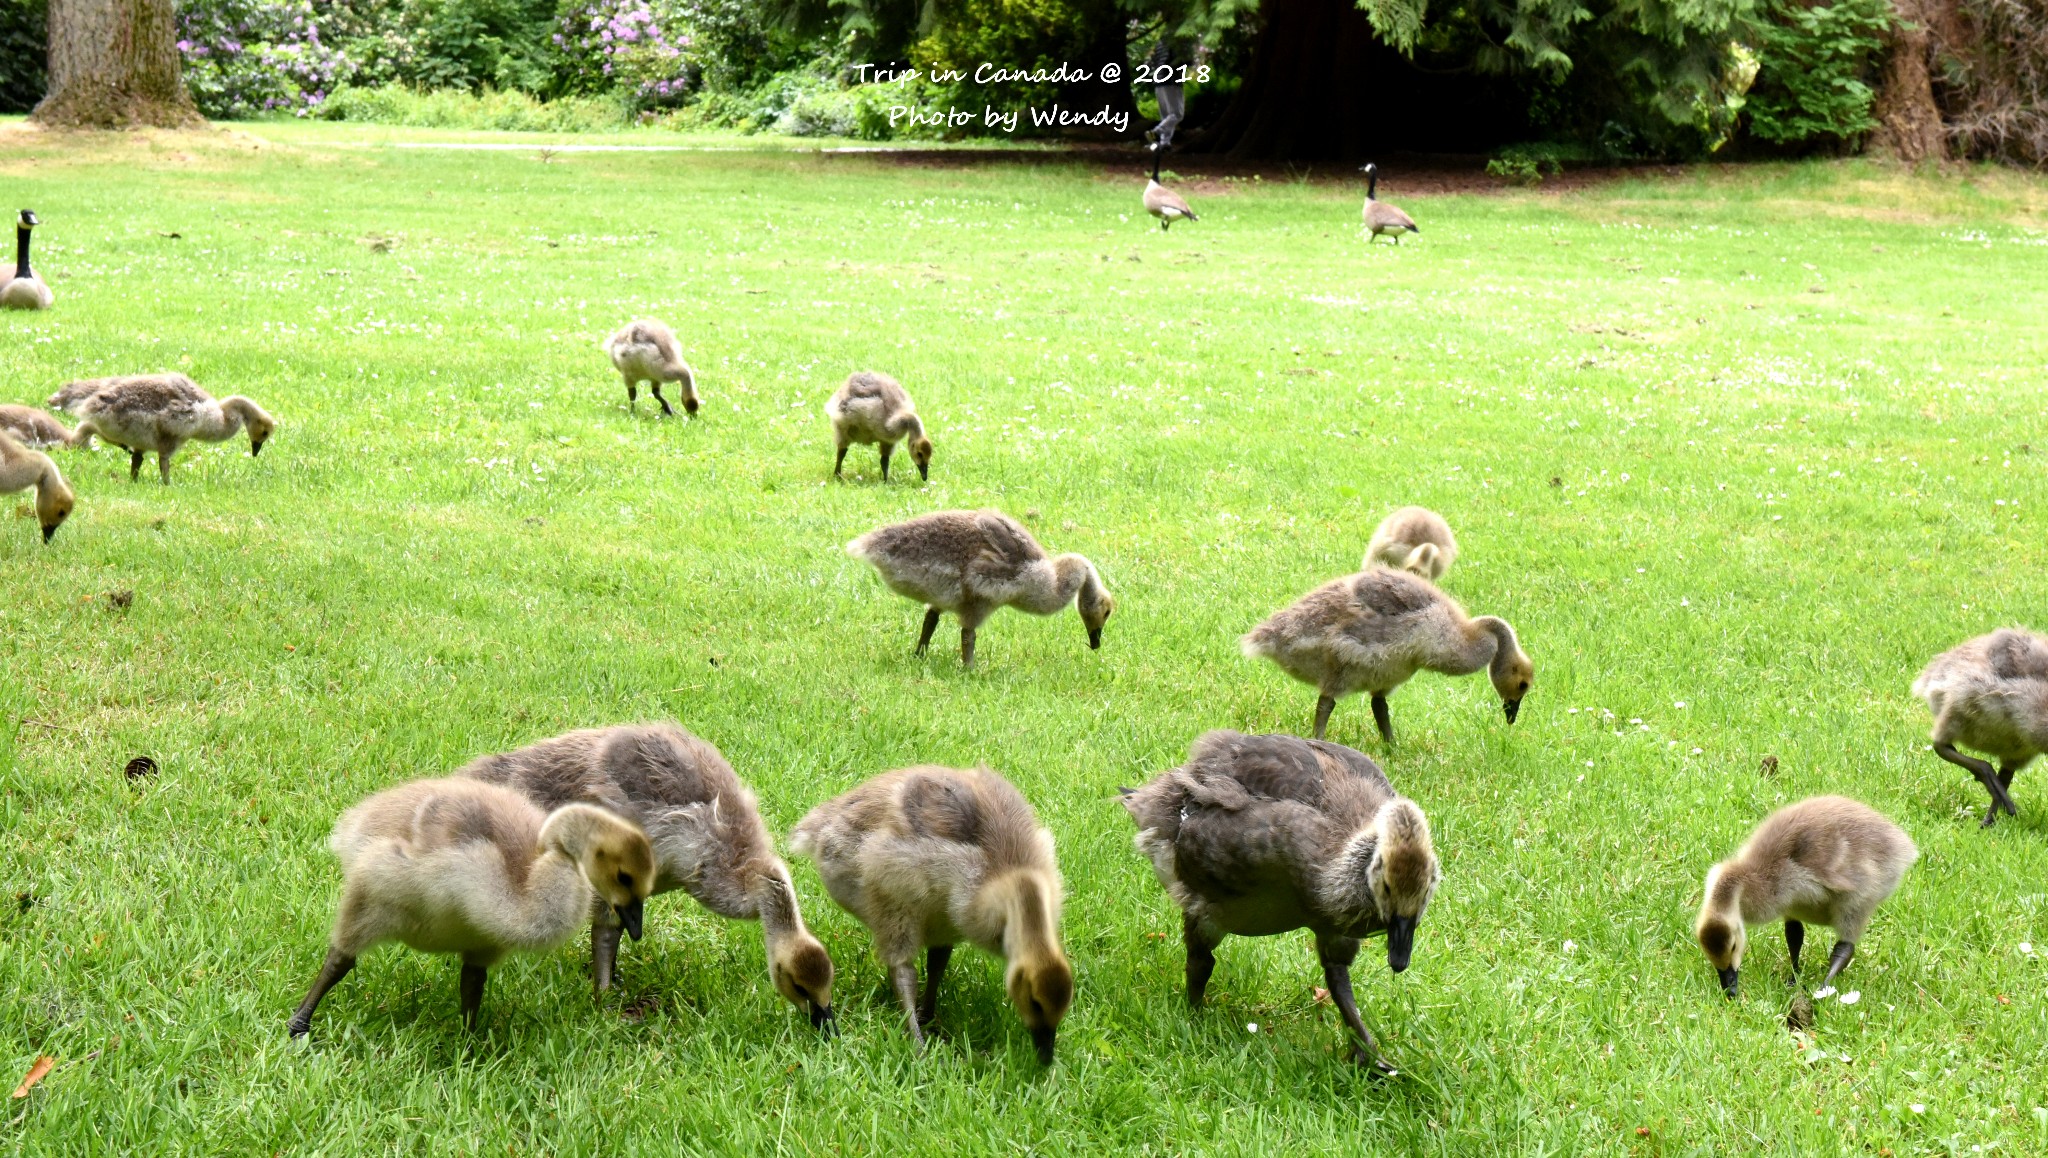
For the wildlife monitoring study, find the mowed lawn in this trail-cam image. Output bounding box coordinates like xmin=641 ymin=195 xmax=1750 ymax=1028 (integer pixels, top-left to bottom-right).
xmin=3 ymin=121 xmax=2047 ymax=1154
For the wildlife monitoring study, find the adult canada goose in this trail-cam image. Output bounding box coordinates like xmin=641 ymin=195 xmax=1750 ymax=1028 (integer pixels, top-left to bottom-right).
xmin=458 ymin=723 xmax=837 ymax=1028
xmin=1363 ymin=506 xmax=1456 ymax=581
xmin=287 ymin=777 xmax=655 ymax=1038
xmin=1913 ymin=628 xmax=2048 ymax=827
xmin=0 ymin=430 xmax=74 ymax=543
xmin=826 ymin=371 xmax=933 ymax=482
xmin=0 ymin=404 xmax=74 ymax=449
xmin=603 ymin=319 xmax=699 ymax=417
xmin=1694 ymin=796 xmax=1915 ymax=998
xmin=1143 ymin=143 xmax=1197 ymax=232
xmin=846 ymin=509 xmax=1114 ymax=668
xmin=0 ymin=210 xmax=53 ymax=310
xmin=1241 ymin=567 xmax=1531 ymax=742
xmin=1360 ymin=165 xmax=1418 ymax=244
xmin=1122 ymin=730 xmax=1437 ymax=1074
xmin=55 ymin=374 xmax=275 ymax=484
xmin=791 ymin=764 xmax=1072 ymax=1063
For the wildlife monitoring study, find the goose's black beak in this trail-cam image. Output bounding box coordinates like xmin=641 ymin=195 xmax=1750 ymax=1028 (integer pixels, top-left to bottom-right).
xmin=21 ymin=210 xmax=37 ymax=226
xmin=616 ymin=899 xmax=645 ymax=941
xmin=42 ymin=524 xmax=57 ymax=544
xmin=1031 ymin=1025 xmax=1057 ymax=1065
xmin=1386 ymin=915 xmax=1417 ymax=973
xmin=250 ymin=438 xmax=266 ymax=457
xmin=810 ymin=1002 xmax=837 ymax=1034
xmin=1718 ymin=966 xmax=1739 ymax=998
xmin=1503 ymin=698 xmax=1522 ymax=724
xmin=918 ymin=463 xmax=928 ymax=482
xmin=1087 ymin=627 xmax=1102 ymax=649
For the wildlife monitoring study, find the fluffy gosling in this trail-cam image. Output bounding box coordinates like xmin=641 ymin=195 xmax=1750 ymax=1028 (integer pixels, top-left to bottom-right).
xmin=1122 ymin=730 xmax=1437 ymax=1073
xmin=1913 ymin=628 xmax=2048 ymax=827
xmin=603 ymin=319 xmax=699 ymax=417
xmin=791 ymin=765 xmax=1072 ymax=1064
xmin=1694 ymin=796 xmax=1916 ymax=999
xmin=289 ymin=777 xmax=654 ymax=1037
xmin=459 ymin=723 xmax=836 ymax=1028
xmin=0 ymin=404 xmax=74 ymax=450
xmin=825 ymin=371 xmax=933 ymax=482
xmin=1241 ymin=567 xmax=1531 ymax=742
xmin=1363 ymin=506 xmax=1456 ymax=581
xmin=0 ymin=430 xmax=74 ymax=543
xmin=53 ymin=373 xmax=275 ymax=484
xmin=846 ymin=509 xmax=1113 ymax=668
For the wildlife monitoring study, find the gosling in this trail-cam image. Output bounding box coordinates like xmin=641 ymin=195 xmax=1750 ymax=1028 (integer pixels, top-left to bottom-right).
xmin=459 ymin=723 xmax=836 ymax=1029
xmin=1122 ymin=730 xmax=1437 ymax=1074
xmin=1360 ymin=165 xmax=1419 ymax=244
xmin=603 ymin=319 xmax=699 ymax=417
xmin=1694 ymin=796 xmax=1916 ymax=998
xmin=1 ymin=210 xmax=52 ymax=310
xmin=54 ymin=373 xmax=275 ymax=484
xmin=0 ymin=404 xmax=74 ymax=450
xmin=287 ymin=777 xmax=655 ymax=1038
xmin=791 ymin=764 xmax=1072 ymax=1064
xmin=1241 ymin=567 xmax=1532 ymax=743
xmin=0 ymin=430 xmax=74 ymax=544
xmin=1913 ymin=628 xmax=2048 ymax=827
xmin=847 ymin=509 xmax=1114 ymax=668
xmin=1363 ymin=506 xmax=1456 ymax=581
xmin=1143 ymin=143 xmax=1197 ymax=231
xmin=826 ymin=371 xmax=933 ymax=482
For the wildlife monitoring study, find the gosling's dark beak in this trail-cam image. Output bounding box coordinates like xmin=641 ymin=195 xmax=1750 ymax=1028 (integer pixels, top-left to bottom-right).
xmin=1503 ymin=698 xmax=1522 ymax=724
xmin=617 ymin=899 xmax=645 ymax=941
xmin=250 ymin=438 xmax=266 ymax=457
xmin=918 ymin=462 xmax=928 ymax=482
xmin=1087 ymin=627 xmax=1102 ymax=650
xmin=1718 ymin=966 xmax=1739 ymax=998
xmin=42 ymin=524 xmax=57 ymax=544
xmin=1385 ymin=915 xmax=1417 ymax=973
xmin=683 ymin=398 xmax=699 ymax=416
xmin=1031 ymin=1025 xmax=1057 ymax=1065
xmin=810 ymin=1002 xmax=837 ymax=1034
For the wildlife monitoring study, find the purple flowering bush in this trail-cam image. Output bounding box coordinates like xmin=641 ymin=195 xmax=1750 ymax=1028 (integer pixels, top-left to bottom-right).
xmin=555 ymin=0 xmax=693 ymax=110
xmin=178 ymin=0 xmax=355 ymax=118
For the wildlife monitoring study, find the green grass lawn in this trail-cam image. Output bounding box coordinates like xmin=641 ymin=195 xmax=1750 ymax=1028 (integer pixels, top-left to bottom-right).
xmin=4 ymin=122 xmax=2047 ymax=1154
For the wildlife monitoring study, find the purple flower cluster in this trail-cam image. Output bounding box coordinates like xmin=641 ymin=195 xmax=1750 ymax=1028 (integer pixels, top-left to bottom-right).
xmin=556 ymin=0 xmax=692 ymax=108
xmin=176 ymin=0 xmax=354 ymax=118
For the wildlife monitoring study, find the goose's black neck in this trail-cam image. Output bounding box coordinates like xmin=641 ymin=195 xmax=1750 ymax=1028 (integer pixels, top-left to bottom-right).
xmin=12 ymin=223 xmax=29 ymax=281
xmin=1366 ymin=172 xmax=1377 ymax=201
xmin=1150 ymin=148 xmax=1162 ymax=183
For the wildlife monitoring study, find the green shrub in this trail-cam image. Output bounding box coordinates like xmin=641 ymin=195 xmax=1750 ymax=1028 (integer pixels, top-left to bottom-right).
xmin=1745 ymin=0 xmax=1893 ymax=147
xmin=317 ymin=82 xmax=630 ymax=129
xmin=0 ymin=0 xmax=46 ymax=114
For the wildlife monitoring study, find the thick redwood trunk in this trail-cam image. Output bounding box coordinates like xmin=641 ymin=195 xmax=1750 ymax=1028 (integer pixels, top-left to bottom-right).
xmin=1869 ymin=0 xmax=1947 ymax=161
xmin=33 ymin=0 xmax=201 ymax=128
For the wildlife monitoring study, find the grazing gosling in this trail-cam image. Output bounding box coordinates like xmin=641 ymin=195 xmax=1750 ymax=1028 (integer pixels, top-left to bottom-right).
xmin=1363 ymin=506 xmax=1457 ymax=581
xmin=847 ymin=509 xmax=1114 ymax=668
xmin=1242 ymin=567 xmax=1531 ymax=743
xmin=54 ymin=373 xmax=275 ymax=484
xmin=1 ymin=210 xmax=53 ymax=310
xmin=459 ymin=723 xmax=836 ymax=1029
xmin=791 ymin=764 xmax=1072 ymax=1063
xmin=0 ymin=430 xmax=74 ymax=544
xmin=1143 ymin=143 xmax=1197 ymax=232
xmin=1695 ymin=796 xmax=1916 ymax=998
xmin=826 ymin=371 xmax=933 ymax=482
xmin=1122 ymin=730 xmax=1437 ymax=1074
xmin=1360 ymin=165 xmax=1419 ymax=244
xmin=288 ymin=777 xmax=654 ymax=1038
xmin=0 ymin=404 xmax=75 ymax=449
xmin=1913 ymin=628 xmax=2048 ymax=827
xmin=603 ymin=319 xmax=699 ymax=417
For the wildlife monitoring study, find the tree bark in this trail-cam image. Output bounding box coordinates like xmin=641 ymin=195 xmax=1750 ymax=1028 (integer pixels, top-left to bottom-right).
xmin=32 ymin=0 xmax=202 ymax=128
xmin=1869 ymin=0 xmax=1947 ymax=162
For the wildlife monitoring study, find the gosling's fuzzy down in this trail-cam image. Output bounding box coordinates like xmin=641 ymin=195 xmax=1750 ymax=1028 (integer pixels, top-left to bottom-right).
xmin=53 ymin=373 xmax=275 ymax=484
xmin=846 ymin=509 xmax=1114 ymax=668
xmin=1360 ymin=165 xmax=1418 ymax=244
xmin=1363 ymin=506 xmax=1456 ymax=581
xmin=1241 ymin=567 xmax=1531 ymax=743
xmin=0 ymin=404 xmax=74 ymax=449
xmin=458 ymin=723 xmax=836 ymax=1028
xmin=1121 ymin=730 xmax=1438 ymax=1073
xmin=603 ymin=319 xmax=699 ymax=417
xmin=826 ymin=371 xmax=933 ymax=482
xmin=287 ymin=777 xmax=655 ymax=1037
xmin=791 ymin=765 xmax=1072 ymax=1063
xmin=1913 ymin=628 xmax=2048 ymax=827
xmin=1694 ymin=796 xmax=1916 ymax=998
xmin=0 ymin=210 xmax=53 ymax=311
xmin=0 ymin=430 xmax=74 ymax=543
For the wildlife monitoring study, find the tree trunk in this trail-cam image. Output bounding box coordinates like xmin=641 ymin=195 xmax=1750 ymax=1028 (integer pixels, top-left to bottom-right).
xmin=1869 ymin=0 xmax=1947 ymax=162
xmin=32 ymin=0 xmax=202 ymax=128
